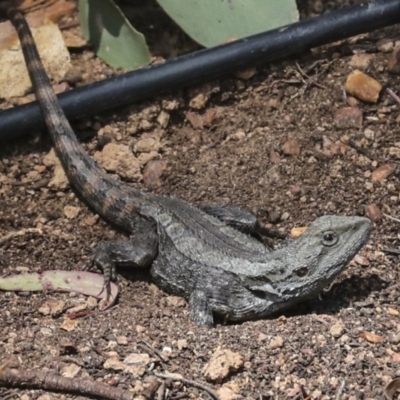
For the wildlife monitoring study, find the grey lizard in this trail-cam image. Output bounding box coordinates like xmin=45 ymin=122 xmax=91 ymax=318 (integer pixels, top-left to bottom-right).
xmin=6 ymin=7 xmax=372 ymax=326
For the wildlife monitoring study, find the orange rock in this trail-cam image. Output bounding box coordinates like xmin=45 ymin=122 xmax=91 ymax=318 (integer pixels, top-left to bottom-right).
xmin=345 ymin=69 xmax=382 ymax=103
xmin=365 ymin=203 xmax=381 ymax=221
xmin=371 ymin=164 xmax=395 ymax=182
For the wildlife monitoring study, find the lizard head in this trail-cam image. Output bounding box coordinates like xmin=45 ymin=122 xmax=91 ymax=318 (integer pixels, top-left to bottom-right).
xmin=249 ymin=215 xmax=372 ymax=303
xmin=278 ymin=215 xmax=371 ymax=298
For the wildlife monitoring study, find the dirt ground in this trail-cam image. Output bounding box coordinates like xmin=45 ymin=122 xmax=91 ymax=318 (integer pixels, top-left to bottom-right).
xmin=1 ymin=0 xmax=400 ymax=399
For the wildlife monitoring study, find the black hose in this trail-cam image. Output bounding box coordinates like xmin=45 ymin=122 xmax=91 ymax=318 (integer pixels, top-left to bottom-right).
xmin=1 ymin=0 xmax=399 ymax=141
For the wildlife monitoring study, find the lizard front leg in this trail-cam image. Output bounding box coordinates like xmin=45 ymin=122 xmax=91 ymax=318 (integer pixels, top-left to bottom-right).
xmin=189 ymin=289 xmax=214 ymax=326
xmin=84 ymin=227 xmax=158 ymax=291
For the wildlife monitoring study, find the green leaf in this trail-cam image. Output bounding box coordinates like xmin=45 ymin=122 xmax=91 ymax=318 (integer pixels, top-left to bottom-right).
xmin=0 ymin=270 xmax=119 ymax=310
xmin=79 ymin=0 xmax=151 ymax=69
xmin=157 ymin=0 xmax=299 ymax=48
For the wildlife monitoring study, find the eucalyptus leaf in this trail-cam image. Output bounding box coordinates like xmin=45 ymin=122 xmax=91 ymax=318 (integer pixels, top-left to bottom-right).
xmin=0 ymin=270 xmax=118 ymax=309
xmin=79 ymin=0 xmax=151 ymax=69
xmin=157 ymin=0 xmax=299 ymax=48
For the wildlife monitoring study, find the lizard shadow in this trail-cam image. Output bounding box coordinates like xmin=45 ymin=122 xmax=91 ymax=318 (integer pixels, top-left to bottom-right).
xmin=226 ymin=273 xmax=388 ymax=325
xmin=270 ymin=274 xmax=387 ymax=320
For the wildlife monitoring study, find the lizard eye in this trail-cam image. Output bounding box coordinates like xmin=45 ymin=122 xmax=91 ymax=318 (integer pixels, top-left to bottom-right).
xmin=322 ymin=230 xmax=338 ymax=247
xmin=295 ymin=267 xmax=309 ymax=277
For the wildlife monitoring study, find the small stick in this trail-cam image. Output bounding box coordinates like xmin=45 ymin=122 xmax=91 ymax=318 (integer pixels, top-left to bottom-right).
xmin=382 ymin=247 xmax=400 ymax=256
xmin=153 ymin=372 xmax=220 ymax=400
xmin=386 ymin=88 xmax=400 ymax=108
xmin=0 ymin=362 xmax=135 ymax=400
xmin=383 ymin=213 xmax=400 ymax=224
xmin=0 ymin=228 xmax=42 ymax=245
xmin=335 ymin=380 xmax=346 ymax=400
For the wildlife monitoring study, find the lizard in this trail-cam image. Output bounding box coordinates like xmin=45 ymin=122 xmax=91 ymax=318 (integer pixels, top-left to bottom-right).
xmin=5 ymin=7 xmax=372 ymax=326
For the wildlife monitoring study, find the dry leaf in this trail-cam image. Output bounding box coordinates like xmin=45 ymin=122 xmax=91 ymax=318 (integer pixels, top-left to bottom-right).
xmin=385 ymin=378 xmax=400 ymax=400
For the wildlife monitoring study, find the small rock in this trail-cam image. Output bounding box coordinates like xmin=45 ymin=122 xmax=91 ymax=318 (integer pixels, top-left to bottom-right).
xmin=281 ymin=139 xmax=300 ymax=156
xmin=376 ymin=38 xmax=394 ymax=53
xmin=186 ymin=111 xmax=203 ymax=129
xmin=134 ymin=136 xmax=162 ymax=153
xmin=371 ymin=164 xmax=395 ymax=182
xmin=347 ymin=96 xmax=359 ymax=107
xmin=63 ymin=205 xmax=80 ymax=219
xmin=330 ymin=322 xmax=344 ymax=338
xmin=143 ymin=160 xmax=167 ymax=187
xmin=203 ymin=108 xmax=218 ymax=126
xmin=232 ymin=131 xmax=245 ymax=141
xmin=349 ymin=53 xmax=373 ymax=69
xmin=290 ymin=226 xmax=307 ymax=238
xmin=83 ymin=215 xmax=99 ymax=226
xmin=365 ymin=203 xmax=381 ymax=221
xmin=157 ymin=111 xmax=170 ymax=128
xmin=94 ymin=143 xmax=141 ymax=180
xmin=334 ymin=107 xmax=363 ymax=129
xmin=257 ymin=332 xmax=268 ymax=341
xmin=389 ymin=147 xmax=400 ymax=159
xmin=123 ymin=353 xmax=150 ymax=376
xmin=38 ymin=299 xmax=65 ymax=316
xmin=202 ymin=348 xmax=244 ymax=383
xmin=388 ymin=46 xmax=400 ymax=74
xmin=388 ymin=307 xmax=400 ymax=316
xmin=354 ymin=254 xmax=370 ymax=266
xmin=104 ymin=358 xmax=125 ymax=371
xmin=269 ymin=336 xmax=284 ymax=349
xmin=117 ymin=336 xmax=129 ymax=345
xmin=389 ymin=333 xmax=400 ymax=344
xmin=61 ymin=363 xmax=81 ymax=378
xmin=165 ymin=296 xmax=187 ymax=308
xmin=345 ymin=69 xmax=382 ymax=103
xmin=393 ymin=353 xmax=400 ymax=362
xmin=189 ymin=93 xmax=209 ymax=110
xmin=330 ymin=142 xmax=350 ymax=155
xmin=64 ymin=67 xmax=82 ymax=85
xmin=162 ymin=99 xmax=180 ymax=110
xmin=177 ymin=339 xmax=188 ymax=350
xmin=60 ymin=318 xmax=79 ymax=332
xmin=217 ymin=382 xmax=241 ymax=400
xmin=269 ymin=149 xmax=281 ymax=164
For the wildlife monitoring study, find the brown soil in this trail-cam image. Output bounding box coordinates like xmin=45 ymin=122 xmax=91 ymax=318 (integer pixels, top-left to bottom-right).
xmin=1 ymin=1 xmax=400 ymax=399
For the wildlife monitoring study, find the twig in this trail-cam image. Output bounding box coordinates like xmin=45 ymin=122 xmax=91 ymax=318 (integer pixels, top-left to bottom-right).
xmin=383 ymin=213 xmax=400 ymax=224
xmin=139 ymin=340 xmax=168 ymax=363
xmin=0 ymin=362 xmax=135 ymax=400
xmin=153 ymin=372 xmax=220 ymax=400
xmin=0 ymin=228 xmax=42 ymax=245
xmin=386 ymin=88 xmax=400 ymax=108
xmin=382 ymin=247 xmax=400 ymax=256
xmin=335 ymin=380 xmax=346 ymax=400
xmin=348 ymin=139 xmax=372 ymax=159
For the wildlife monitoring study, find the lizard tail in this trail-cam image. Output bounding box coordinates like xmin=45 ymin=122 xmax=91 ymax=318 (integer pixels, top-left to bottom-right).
xmin=7 ymin=8 xmax=144 ymax=230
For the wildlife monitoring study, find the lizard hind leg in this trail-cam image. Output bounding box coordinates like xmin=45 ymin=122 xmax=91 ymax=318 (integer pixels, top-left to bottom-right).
xmin=200 ymin=205 xmax=285 ymax=241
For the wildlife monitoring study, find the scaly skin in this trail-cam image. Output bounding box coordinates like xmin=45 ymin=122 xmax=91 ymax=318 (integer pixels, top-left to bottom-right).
xmin=7 ymin=8 xmax=372 ymax=326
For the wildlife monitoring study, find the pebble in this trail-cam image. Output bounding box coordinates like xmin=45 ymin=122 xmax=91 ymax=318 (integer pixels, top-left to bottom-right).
xmin=334 ymin=107 xmax=363 ymax=129
xmin=365 ymin=203 xmax=381 ymax=221
xmin=269 ymin=336 xmax=284 ymax=349
xmin=157 ymin=111 xmax=170 ymax=128
xmin=345 ymin=69 xmax=382 ymax=103
xmin=189 ymin=93 xmax=209 ymax=110
xmin=330 ymin=322 xmax=344 ymax=338
xmin=202 ymin=348 xmax=244 ymax=383
xmin=371 ymin=164 xmax=395 ymax=182
xmin=281 ymin=139 xmax=300 ymax=156
xmin=63 ymin=205 xmax=80 ymax=219
xmin=94 ymin=143 xmax=142 ymax=180
xmin=349 ymin=53 xmax=373 ymax=69
xmin=186 ymin=111 xmax=203 ymax=129
xmin=388 ymin=46 xmax=400 ymax=74
xmin=143 ymin=160 xmax=167 ymax=187
xmin=376 ymin=38 xmax=394 ymax=53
